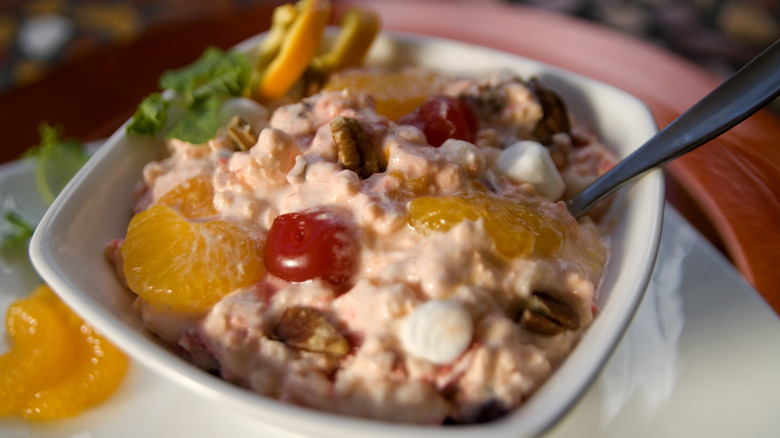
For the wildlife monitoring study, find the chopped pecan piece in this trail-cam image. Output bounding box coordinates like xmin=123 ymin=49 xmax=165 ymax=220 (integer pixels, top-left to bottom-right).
xmin=273 ymin=305 xmax=350 ymax=357
xmin=519 ymin=292 xmax=580 ymax=336
xmin=330 ymin=116 xmax=380 ymax=179
xmin=527 ymin=78 xmax=571 ymax=144
xmin=227 ymin=116 xmax=259 ymax=150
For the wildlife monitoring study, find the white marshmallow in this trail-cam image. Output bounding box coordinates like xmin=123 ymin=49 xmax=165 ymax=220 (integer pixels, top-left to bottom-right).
xmin=400 ymin=300 xmax=473 ymax=365
xmin=495 ymin=140 xmax=565 ymax=200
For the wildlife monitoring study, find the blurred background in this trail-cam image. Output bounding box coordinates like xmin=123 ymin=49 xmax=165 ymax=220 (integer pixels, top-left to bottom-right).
xmin=0 ymin=0 xmax=777 ymax=95
xmin=1 ymin=0 xmax=779 ymax=311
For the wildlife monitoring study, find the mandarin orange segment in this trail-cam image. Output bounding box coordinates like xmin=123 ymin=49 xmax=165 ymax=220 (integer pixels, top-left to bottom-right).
xmin=0 ymin=286 xmax=76 ymax=416
xmin=23 ymin=321 xmax=129 ymax=420
xmin=121 ymin=205 xmax=265 ymax=312
xmin=0 ymin=285 xmax=130 ymax=420
xmin=156 ymin=174 xmax=218 ymax=218
xmin=383 ymin=170 xmax=430 ymax=200
xmin=408 ymin=192 xmax=565 ymax=258
xmin=323 ymin=70 xmax=442 ymax=121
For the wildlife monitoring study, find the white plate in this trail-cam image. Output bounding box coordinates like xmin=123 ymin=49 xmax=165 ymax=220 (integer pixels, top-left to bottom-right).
xmin=28 ymin=32 xmax=664 ymax=438
xmin=0 ymin=159 xmax=162 ymax=438
xmin=547 ymin=207 xmax=780 ymax=438
xmin=3 ymin=158 xmax=779 ymax=436
xmin=0 ymin=158 xmax=303 ymax=438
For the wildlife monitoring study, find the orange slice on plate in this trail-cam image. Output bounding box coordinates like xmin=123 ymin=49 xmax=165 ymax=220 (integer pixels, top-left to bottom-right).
xmin=0 ymin=287 xmax=76 ymax=416
xmin=22 ymin=315 xmax=129 ymax=420
xmin=0 ymin=285 xmax=129 ymax=419
xmin=21 ymin=286 xmax=129 ymax=420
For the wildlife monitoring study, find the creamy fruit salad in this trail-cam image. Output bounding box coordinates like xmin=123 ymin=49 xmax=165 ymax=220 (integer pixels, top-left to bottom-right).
xmin=104 ymin=0 xmax=616 ymax=426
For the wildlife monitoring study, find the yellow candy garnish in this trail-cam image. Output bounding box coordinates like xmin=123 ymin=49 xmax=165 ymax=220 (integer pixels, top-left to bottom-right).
xmin=310 ymin=7 xmax=380 ymax=77
xmin=254 ymin=0 xmax=332 ymax=101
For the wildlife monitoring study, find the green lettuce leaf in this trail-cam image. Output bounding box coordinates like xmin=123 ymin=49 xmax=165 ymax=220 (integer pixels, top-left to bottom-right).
xmin=1 ymin=211 xmax=35 ymax=250
xmin=25 ymin=123 xmax=89 ymax=205
xmin=160 ymin=47 xmax=251 ymax=103
xmin=166 ymin=95 xmax=222 ymax=144
xmin=1 ymin=123 xmax=88 ymax=250
xmin=126 ymin=93 xmax=170 ymax=136
xmin=126 ymin=47 xmax=251 ymax=143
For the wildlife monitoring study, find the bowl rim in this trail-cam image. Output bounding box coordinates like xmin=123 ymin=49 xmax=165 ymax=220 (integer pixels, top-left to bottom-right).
xmin=30 ymin=29 xmax=664 ymax=438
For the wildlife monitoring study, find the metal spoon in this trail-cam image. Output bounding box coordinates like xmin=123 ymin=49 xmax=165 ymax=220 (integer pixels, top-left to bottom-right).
xmin=566 ymin=39 xmax=780 ymax=218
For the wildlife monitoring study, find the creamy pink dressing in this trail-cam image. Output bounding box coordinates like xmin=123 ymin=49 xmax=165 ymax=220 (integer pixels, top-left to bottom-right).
xmin=109 ymin=69 xmax=616 ymax=424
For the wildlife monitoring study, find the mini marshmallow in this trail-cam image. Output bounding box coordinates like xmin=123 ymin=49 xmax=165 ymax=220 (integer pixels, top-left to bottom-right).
xmin=495 ymin=140 xmax=565 ymax=200
xmin=400 ymin=300 xmax=473 ymax=365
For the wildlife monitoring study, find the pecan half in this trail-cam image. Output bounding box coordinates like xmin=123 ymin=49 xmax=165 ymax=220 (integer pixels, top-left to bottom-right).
xmin=519 ymin=292 xmax=580 ymax=336
xmin=330 ymin=116 xmax=380 ymax=179
xmin=527 ymin=78 xmax=571 ymax=145
xmin=227 ymin=116 xmax=259 ymax=150
xmin=273 ymin=306 xmax=350 ymax=357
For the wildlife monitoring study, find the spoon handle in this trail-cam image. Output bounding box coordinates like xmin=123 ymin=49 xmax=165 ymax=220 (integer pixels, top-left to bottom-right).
xmin=566 ymin=38 xmax=780 ymax=218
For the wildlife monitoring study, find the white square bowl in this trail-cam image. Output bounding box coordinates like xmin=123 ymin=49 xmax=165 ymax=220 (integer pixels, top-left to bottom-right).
xmin=30 ymin=31 xmax=664 ymax=438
